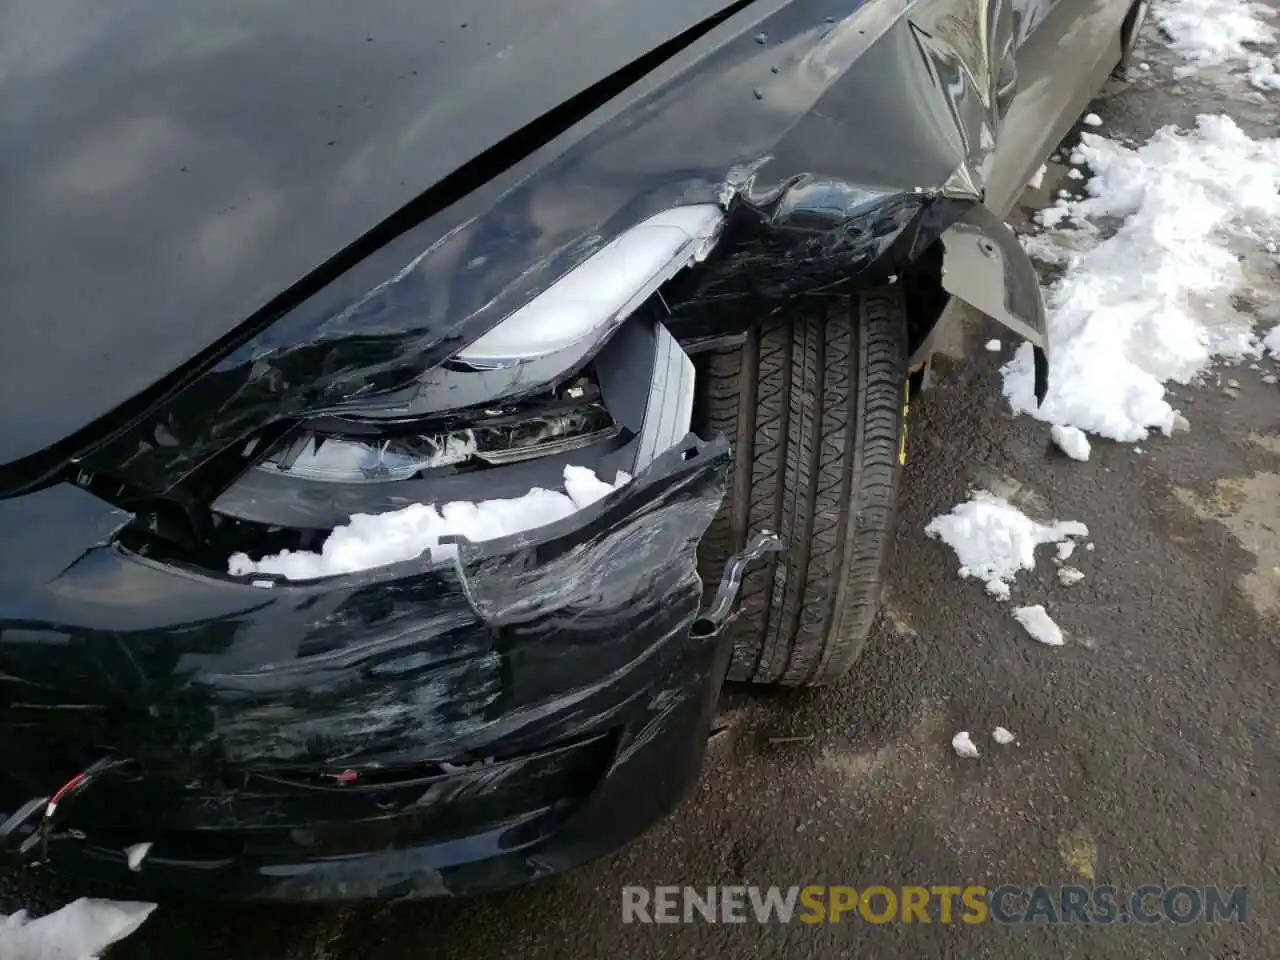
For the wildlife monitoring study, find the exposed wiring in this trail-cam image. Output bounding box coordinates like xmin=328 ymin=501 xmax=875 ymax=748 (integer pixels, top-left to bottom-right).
xmin=19 ymin=756 xmax=133 ymax=863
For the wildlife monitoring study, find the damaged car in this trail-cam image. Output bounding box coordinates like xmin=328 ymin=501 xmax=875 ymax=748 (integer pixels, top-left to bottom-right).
xmin=0 ymin=0 xmax=1140 ymax=899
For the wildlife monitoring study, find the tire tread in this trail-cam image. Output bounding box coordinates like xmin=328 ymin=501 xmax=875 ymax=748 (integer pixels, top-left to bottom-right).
xmin=699 ymin=290 xmax=907 ymax=686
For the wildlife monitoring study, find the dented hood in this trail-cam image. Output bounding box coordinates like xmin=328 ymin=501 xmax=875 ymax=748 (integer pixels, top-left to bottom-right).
xmin=0 ymin=0 xmax=746 ymax=466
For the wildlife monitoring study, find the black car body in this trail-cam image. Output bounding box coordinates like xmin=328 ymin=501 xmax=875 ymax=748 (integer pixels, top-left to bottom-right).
xmin=0 ymin=0 xmax=1135 ymax=899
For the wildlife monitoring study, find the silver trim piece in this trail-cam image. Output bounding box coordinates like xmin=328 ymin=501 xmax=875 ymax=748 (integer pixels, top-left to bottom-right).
xmin=635 ymin=322 xmax=696 ymax=471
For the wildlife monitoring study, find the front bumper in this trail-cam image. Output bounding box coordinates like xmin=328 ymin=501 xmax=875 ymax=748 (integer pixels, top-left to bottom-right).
xmin=0 ymin=435 xmax=735 ymax=900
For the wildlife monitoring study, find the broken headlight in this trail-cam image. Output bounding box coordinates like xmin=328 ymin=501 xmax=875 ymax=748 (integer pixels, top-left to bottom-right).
xmin=454 ymin=204 xmax=723 ymax=368
xmin=210 ymin=205 xmax=719 ymax=533
xmin=253 ymin=376 xmax=619 ymax=484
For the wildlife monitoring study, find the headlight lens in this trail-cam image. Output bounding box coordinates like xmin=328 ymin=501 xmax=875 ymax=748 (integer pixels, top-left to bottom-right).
xmin=454 ymin=204 xmax=724 ymax=368
xmin=257 ymin=431 xmax=477 ymax=484
xmin=253 ymin=376 xmax=619 ymax=484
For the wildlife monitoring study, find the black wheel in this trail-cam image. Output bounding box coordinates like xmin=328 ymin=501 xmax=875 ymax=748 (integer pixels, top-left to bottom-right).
xmin=697 ymin=288 xmax=909 ymax=686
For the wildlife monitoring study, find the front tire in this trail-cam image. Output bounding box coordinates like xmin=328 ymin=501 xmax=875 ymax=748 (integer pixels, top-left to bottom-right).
xmin=698 ymin=289 xmax=909 ymax=686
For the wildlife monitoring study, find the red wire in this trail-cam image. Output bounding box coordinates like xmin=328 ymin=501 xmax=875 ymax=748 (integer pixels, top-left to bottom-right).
xmin=47 ymin=772 xmax=88 ymax=811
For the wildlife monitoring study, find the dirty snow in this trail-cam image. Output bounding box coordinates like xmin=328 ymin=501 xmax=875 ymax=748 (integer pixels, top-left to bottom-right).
xmin=1038 ymin=205 xmax=1070 ymax=229
xmin=1027 ymin=164 xmax=1047 ymax=189
xmin=992 ymin=727 xmax=1017 ymax=745
xmin=1265 ymin=324 xmax=1280 ymax=355
xmin=125 ymin=842 xmax=152 ymax=873
xmin=1058 ymin=566 xmax=1086 ymax=586
xmin=1012 ymin=605 xmax=1066 ymax=646
xmin=229 ymin=465 xmax=630 ymax=580
xmin=1007 ymin=116 xmax=1280 ymax=443
xmin=951 ymin=731 xmax=980 ymax=758
xmin=1154 ymin=0 xmax=1276 ymax=73
xmin=1252 ymin=54 xmax=1280 ymax=91
xmin=925 ymin=492 xmax=1088 ymax=599
xmin=985 ymin=579 xmax=1012 ymax=602
xmin=1050 ymin=424 xmax=1092 ymax=461
xmin=0 ymin=900 xmax=155 ymax=960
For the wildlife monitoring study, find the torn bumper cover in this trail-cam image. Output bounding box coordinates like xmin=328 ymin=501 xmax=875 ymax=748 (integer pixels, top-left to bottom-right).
xmin=0 ymin=437 xmax=748 ymax=900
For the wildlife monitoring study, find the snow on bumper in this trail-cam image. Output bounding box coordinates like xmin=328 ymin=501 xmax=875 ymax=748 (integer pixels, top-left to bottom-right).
xmin=228 ymin=464 xmax=633 ymax=580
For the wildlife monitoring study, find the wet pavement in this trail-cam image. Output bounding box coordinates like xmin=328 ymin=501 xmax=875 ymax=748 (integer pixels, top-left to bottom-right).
xmin=5 ymin=23 xmax=1279 ymax=960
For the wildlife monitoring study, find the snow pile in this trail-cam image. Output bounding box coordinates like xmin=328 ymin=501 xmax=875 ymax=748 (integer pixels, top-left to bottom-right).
xmin=1154 ymin=0 xmax=1276 ymax=72
xmin=1051 ymin=425 xmax=1092 ymax=461
xmin=1012 ymin=604 xmax=1065 ymax=646
xmin=925 ymin=491 xmax=1088 ymax=600
xmin=1265 ymin=324 xmax=1280 ymax=355
xmin=992 ymin=727 xmax=1017 ymax=745
xmin=0 ymin=900 xmax=155 ymax=960
xmin=1006 ymin=116 xmax=1280 ymax=442
xmin=230 ymin=465 xmax=630 ymax=580
xmin=1251 ymin=54 xmax=1280 ymax=91
xmin=951 ymin=731 xmax=980 ymax=758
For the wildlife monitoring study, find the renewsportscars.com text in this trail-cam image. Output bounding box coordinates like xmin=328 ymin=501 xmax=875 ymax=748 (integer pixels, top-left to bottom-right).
xmin=621 ymin=885 xmax=1248 ymax=925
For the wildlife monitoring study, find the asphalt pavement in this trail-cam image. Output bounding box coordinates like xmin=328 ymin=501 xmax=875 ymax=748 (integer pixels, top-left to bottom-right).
xmin=4 ymin=24 xmax=1278 ymax=960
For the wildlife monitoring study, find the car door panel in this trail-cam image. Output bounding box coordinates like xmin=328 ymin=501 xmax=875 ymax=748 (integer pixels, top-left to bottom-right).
xmin=986 ymin=0 xmax=1129 ymax=213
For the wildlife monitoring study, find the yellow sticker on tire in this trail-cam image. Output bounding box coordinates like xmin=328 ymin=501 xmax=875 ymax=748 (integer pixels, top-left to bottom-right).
xmin=899 ymin=381 xmax=910 ymax=466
